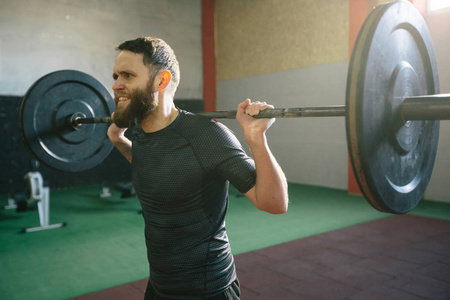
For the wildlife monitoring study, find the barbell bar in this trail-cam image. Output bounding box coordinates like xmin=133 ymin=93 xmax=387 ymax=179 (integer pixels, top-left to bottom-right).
xmin=71 ymin=94 xmax=450 ymax=127
xmin=72 ymin=106 xmax=347 ymax=126
xmin=19 ymin=0 xmax=448 ymax=214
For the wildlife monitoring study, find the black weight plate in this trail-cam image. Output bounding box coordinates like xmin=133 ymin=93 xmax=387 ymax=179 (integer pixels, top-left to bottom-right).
xmin=346 ymin=0 xmax=440 ymax=214
xmin=20 ymin=70 xmax=114 ymax=172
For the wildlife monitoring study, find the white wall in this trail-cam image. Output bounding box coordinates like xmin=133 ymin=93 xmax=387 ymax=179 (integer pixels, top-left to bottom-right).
xmin=217 ymin=62 xmax=349 ymax=190
xmin=0 ymin=0 xmax=203 ymax=99
xmin=423 ymin=7 xmax=450 ymax=202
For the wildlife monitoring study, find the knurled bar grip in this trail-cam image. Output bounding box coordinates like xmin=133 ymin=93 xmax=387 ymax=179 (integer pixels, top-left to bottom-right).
xmin=196 ymin=105 xmax=347 ymax=119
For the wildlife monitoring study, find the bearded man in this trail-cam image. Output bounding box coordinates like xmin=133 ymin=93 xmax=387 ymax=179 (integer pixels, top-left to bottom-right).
xmin=107 ymin=37 xmax=288 ymax=300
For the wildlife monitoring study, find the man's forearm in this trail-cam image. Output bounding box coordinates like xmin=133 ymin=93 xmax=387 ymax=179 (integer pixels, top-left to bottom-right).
xmin=247 ymin=134 xmax=289 ymax=214
xmin=108 ymin=124 xmax=133 ymax=163
xmin=236 ymin=99 xmax=288 ymax=214
xmin=112 ymin=140 xmax=132 ymax=163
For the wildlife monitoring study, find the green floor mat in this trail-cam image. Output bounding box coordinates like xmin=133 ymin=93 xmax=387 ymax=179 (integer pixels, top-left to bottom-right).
xmin=0 ymin=183 xmax=448 ymax=300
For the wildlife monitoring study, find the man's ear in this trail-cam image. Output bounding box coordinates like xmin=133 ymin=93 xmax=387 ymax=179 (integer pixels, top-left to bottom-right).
xmin=157 ymin=70 xmax=172 ymax=92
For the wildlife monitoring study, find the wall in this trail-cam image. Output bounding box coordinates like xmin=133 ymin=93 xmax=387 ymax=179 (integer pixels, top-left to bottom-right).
xmin=424 ymin=6 xmax=450 ymax=202
xmin=215 ymin=0 xmax=450 ymax=203
xmin=0 ymin=0 xmax=202 ymax=99
xmin=215 ymin=0 xmax=348 ymax=80
xmin=215 ymin=0 xmax=351 ymax=190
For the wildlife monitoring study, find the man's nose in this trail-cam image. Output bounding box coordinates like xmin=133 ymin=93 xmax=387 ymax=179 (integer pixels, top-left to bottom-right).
xmin=112 ymin=79 xmax=124 ymax=91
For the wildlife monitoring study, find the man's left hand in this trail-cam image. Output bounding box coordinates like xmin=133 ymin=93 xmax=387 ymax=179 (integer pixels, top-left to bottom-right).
xmin=236 ymin=99 xmax=275 ymax=141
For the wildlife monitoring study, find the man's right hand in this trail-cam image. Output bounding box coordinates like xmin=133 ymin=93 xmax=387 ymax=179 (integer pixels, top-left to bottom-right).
xmin=107 ymin=113 xmax=133 ymax=162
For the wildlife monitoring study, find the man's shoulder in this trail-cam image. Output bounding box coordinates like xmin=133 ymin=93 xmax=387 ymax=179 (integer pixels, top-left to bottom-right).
xmin=177 ymin=110 xmax=233 ymax=136
xmin=176 ymin=110 xmax=242 ymax=148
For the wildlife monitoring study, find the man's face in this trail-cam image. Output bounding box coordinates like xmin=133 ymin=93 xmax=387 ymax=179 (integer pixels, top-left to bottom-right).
xmin=112 ymin=50 xmax=157 ymax=128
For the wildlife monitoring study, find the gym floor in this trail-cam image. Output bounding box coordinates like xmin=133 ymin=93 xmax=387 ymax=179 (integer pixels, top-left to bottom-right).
xmin=68 ymin=215 xmax=450 ymax=300
xmin=1 ymin=183 xmax=449 ymax=300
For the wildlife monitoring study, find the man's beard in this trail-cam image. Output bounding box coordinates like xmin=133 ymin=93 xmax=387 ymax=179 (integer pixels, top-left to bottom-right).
xmin=113 ymin=82 xmax=157 ymax=128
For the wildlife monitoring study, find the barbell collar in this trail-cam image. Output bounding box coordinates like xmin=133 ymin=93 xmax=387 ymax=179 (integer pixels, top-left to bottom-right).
xmin=74 ymin=116 xmax=114 ymax=125
xmin=401 ymin=93 xmax=450 ymax=121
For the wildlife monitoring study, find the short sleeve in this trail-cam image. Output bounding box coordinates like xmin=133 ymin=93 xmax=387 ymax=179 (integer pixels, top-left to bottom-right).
xmin=192 ymin=120 xmax=256 ymax=194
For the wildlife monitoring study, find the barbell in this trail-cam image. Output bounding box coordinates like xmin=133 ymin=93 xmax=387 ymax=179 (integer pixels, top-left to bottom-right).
xmin=19 ymin=1 xmax=450 ymax=214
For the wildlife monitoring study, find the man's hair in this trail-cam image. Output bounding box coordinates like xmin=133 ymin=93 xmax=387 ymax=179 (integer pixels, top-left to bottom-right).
xmin=116 ymin=37 xmax=180 ymax=92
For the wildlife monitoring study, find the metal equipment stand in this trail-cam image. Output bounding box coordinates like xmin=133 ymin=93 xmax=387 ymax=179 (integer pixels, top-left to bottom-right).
xmin=22 ymin=172 xmax=67 ymax=233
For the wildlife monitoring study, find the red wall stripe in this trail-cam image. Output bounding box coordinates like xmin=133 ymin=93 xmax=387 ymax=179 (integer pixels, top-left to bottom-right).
xmin=347 ymin=0 xmax=369 ymax=195
xmin=201 ymin=0 xmax=216 ymax=112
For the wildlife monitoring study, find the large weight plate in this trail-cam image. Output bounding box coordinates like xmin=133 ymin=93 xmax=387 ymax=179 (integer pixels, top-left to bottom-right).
xmin=346 ymin=0 xmax=440 ymax=214
xmin=20 ymin=70 xmax=114 ymax=172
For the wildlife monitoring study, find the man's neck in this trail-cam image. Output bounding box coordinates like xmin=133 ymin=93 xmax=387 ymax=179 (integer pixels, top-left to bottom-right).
xmin=140 ymin=93 xmax=179 ymax=133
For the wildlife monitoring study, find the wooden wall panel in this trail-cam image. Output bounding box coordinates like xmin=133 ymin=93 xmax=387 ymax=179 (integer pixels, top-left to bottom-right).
xmin=215 ymin=0 xmax=349 ymax=81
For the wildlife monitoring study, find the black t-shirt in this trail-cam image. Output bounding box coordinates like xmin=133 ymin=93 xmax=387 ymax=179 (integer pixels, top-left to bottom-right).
xmin=129 ymin=110 xmax=256 ymax=298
